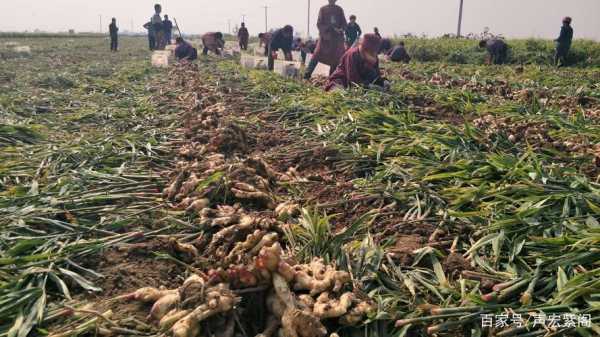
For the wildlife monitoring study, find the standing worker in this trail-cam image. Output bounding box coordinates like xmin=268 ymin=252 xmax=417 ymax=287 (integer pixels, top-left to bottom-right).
xmin=267 ymin=25 xmax=294 ymax=71
xmin=202 ymin=32 xmax=225 ymax=56
xmin=151 ymin=4 xmax=165 ymax=50
xmin=373 ymin=27 xmax=381 ymax=39
xmin=479 ymin=38 xmax=509 ymax=65
xmin=304 ymin=0 xmax=347 ymax=79
xmin=163 ymin=15 xmax=173 ymax=45
xmin=109 ymin=18 xmax=119 ymax=52
xmin=238 ymin=23 xmax=250 ymax=51
xmin=555 ymin=17 xmax=573 ymax=67
xmin=345 ymin=15 xmax=362 ymax=48
xmin=143 ymin=21 xmax=155 ymax=50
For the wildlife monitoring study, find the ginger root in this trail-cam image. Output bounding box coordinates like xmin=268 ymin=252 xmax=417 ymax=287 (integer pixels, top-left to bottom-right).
xmin=339 ymin=301 xmax=376 ymax=326
xmin=149 ymin=291 xmax=181 ymax=320
xmin=313 ymin=292 xmax=354 ymax=319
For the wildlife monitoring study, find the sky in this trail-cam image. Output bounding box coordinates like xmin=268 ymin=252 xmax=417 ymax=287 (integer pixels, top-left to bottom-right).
xmin=1 ymin=0 xmax=599 ymax=40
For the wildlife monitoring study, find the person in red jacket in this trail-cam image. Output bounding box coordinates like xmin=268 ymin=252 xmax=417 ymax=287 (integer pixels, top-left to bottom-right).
xmin=304 ymin=0 xmax=347 ymax=79
xmin=238 ymin=22 xmax=250 ymax=51
xmin=325 ymin=34 xmax=387 ymax=91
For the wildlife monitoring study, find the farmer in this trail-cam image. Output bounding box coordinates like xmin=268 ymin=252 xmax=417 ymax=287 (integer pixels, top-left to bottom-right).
xmin=325 ymin=34 xmax=387 ymax=91
xmin=175 ymin=37 xmax=198 ymax=61
xmin=267 ymin=25 xmax=294 ymax=71
xmin=238 ymin=23 xmax=250 ymax=51
xmin=388 ymin=42 xmax=411 ymax=63
xmin=379 ymin=38 xmax=392 ymax=54
xmin=480 ymin=38 xmax=509 ymax=65
xmin=143 ymin=21 xmax=156 ymax=50
xmin=151 ymin=4 xmax=165 ymax=50
xmin=258 ymin=33 xmax=272 ymax=56
xmin=163 ymin=15 xmax=173 ymax=45
xmin=304 ymin=0 xmax=347 ymax=79
xmin=201 ymin=32 xmax=225 ymax=56
xmin=555 ymin=17 xmax=574 ymax=67
xmin=109 ymin=18 xmax=118 ymax=52
xmin=345 ymin=15 xmax=362 ymax=48
xmin=373 ymin=27 xmax=381 ymax=39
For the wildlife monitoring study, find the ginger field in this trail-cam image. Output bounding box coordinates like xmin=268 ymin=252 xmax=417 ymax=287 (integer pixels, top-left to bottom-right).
xmin=1 ymin=36 xmax=599 ymax=337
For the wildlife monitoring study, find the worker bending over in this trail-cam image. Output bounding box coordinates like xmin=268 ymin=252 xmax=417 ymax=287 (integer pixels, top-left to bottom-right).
xmin=325 ymin=34 xmax=387 ymax=91
xmin=175 ymin=37 xmax=198 ymax=61
xmin=202 ymin=32 xmax=225 ymax=56
xmin=480 ymin=38 xmax=509 ymax=65
xmin=268 ymin=25 xmax=294 ymax=71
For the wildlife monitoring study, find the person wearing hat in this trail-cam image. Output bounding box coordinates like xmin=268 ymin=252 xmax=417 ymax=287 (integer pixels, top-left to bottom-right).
xmin=325 ymin=33 xmax=387 ymax=91
xmin=555 ymin=17 xmax=574 ymax=67
xmin=479 ymin=38 xmax=509 ymax=65
xmin=304 ymin=0 xmax=348 ymax=79
xmin=267 ymin=25 xmax=294 ymax=71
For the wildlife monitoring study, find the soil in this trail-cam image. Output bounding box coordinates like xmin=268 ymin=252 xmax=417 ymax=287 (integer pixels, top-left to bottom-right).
xmin=443 ymin=253 xmax=472 ymax=278
xmin=77 ymin=239 xmax=186 ymax=321
xmin=389 ymin=234 xmax=427 ymax=265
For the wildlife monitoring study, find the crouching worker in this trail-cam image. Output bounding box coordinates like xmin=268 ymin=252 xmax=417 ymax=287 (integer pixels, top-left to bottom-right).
xmin=201 ymin=32 xmax=225 ymax=56
xmin=325 ymin=34 xmax=388 ymax=92
xmin=267 ymin=25 xmax=294 ymax=71
xmin=480 ymin=38 xmax=508 ymax=65
xmin=388 ymin=41 xmax=411 ymax=63
xmin=175 ymin=37 xmax=198 ymax=61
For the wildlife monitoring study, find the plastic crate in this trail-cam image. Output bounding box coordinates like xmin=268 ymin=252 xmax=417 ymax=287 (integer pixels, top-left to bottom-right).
xmin=240 ymin=54 xmax=255 ymax=69
xmin=312 ymin=62 xmax=331 ymax=78
xmin=13 ymin=46 xmax=31 ymax=55
xmin=253 ymin=57 xmax=268 ymax=70
xmin=274 ymin=60 xmax=301 ymax=78
xmin=151 ymin=51 xmax=171 ymax=67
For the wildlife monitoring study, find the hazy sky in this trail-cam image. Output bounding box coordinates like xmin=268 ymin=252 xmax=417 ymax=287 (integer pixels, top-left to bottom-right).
xmin=2 ymin=0 xmax=599 ymax=40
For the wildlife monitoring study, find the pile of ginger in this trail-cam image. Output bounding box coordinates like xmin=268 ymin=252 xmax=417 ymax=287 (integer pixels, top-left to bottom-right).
xmin=123 ymin=243 xmax=374 ymax=337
